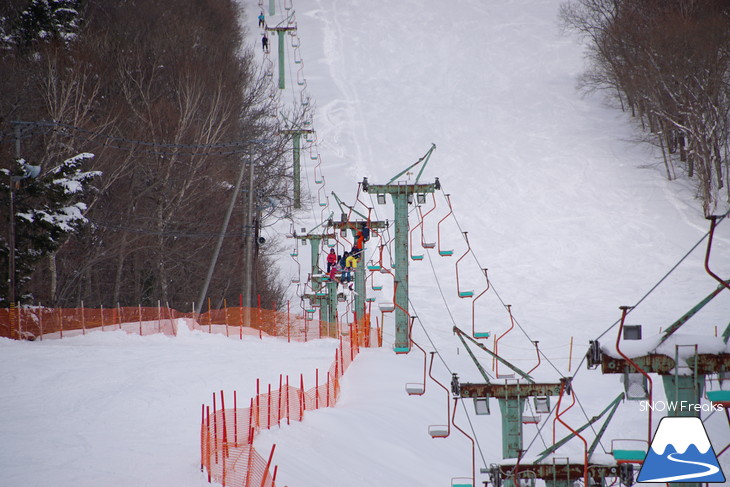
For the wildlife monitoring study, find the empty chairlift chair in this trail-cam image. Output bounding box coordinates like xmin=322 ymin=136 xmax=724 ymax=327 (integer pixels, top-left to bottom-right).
xmin=455 ymin=232 xmax=474 ymax=298
xmin=417 ymin=195 xmax=437 ymax=249
xmin=409 ymin=218 xmax=424 ymax=261
xmin=437 ymin=193 xmax=455 ymax=256
xmin=611 ymin=439 xmax=649 ymax=465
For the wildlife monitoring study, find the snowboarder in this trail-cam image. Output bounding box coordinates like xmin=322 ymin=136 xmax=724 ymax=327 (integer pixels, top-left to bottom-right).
xmin=345 ymin=253 xmax=358 ymax=282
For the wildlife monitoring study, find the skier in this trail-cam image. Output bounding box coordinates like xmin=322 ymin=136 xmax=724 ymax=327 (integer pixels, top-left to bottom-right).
xmin=258 ymin=11 xmax=265 ymax=28
xmin=262 ymin=33 xmax=269 ymax=52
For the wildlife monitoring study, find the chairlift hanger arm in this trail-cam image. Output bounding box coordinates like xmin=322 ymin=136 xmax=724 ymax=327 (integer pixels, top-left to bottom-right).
xmin=534 ymin=392 xmax=625 ymax=464
xmin=453 ymin=326 xmax=535 ymax=384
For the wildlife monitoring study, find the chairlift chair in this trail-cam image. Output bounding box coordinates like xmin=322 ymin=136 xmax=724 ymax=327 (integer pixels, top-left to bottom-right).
xmin=437 ymin=194 xmax=455 ymax=256
xmin=409 ymin=213 xmax=425 ymax=261
xmin=367 ymin=261 xmax=382 ymax=271
xmin=706 ymin=389 xmax=730 ymax=408
xmin=418 ymin=195 xmax=437 ymax=249
xmin=428 ymin=424 xmax=449 ymax=438
xmin=611 ymin=439 xmax=648 ymax=465
xmin=405 ymin=382 xmax=425 ymax=395
xmin=451 ymin=477 xmax=473 ymax=487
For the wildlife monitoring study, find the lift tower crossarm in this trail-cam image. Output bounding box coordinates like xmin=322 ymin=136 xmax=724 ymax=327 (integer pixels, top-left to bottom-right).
xmin=454 ymin=326 xmax=535 ymax=384
xmin=386 ymin=143 xmax=436 ymax=185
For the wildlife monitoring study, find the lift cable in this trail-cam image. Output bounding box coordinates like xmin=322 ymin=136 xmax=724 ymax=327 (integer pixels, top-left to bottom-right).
xmin=573 ymin=208 xmax=729 ymax=374
xmin=439 ymin=187 xmax=566 ymax=379
xmin=8 ymin=120 xmax=271 ymax=156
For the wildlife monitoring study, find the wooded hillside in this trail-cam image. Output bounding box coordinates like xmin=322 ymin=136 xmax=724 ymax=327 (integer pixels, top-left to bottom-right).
xmin=1 ymin=0 xmax=302 ymax=309
xmin=561 ymin=0 xmax=730 ymax=215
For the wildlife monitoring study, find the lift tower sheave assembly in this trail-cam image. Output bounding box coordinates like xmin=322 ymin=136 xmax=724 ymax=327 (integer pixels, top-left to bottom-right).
xmin=362 ymin=144 xmax=439 ymax=352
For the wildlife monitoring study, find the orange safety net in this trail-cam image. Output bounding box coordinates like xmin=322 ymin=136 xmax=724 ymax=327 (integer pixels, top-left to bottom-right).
xmin=1 ymin=302 xmax=377 ymax=487
xmin=201 ymin=324 xmax=369 ymax=487
xmin=0 ymin=303 xmax=354 ymax=343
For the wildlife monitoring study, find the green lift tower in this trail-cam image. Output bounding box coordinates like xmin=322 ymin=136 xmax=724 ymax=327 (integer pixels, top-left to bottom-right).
xmin=362 ymin=144 xmax=440 ymax=352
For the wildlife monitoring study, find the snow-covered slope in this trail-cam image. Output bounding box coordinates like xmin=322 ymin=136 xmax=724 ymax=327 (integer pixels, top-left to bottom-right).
xmin=1 ymin=1 xmax=728 ymax=486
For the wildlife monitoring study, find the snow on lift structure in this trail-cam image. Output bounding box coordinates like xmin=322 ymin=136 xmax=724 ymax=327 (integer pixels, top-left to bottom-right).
xmin=437 ymin=193 xmax=455 ymax=256
xmin=471 ymin=268 xmax=490 ymax=339
xmin=455 ymin=232 xmax=474 ymax=298
xmin=418 ymin=193 xmax=437 ymax=249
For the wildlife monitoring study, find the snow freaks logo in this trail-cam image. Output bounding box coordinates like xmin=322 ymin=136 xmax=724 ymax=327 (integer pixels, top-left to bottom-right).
xmin=637 ymin=416 xmax=726 ymax=483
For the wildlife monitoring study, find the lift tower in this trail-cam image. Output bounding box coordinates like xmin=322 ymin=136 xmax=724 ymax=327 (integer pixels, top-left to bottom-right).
xmin=362 ymin=144 xmax=439 ymax=352
xmin=280 ymin=128 xmax=313 ymax=209
xmin=291 ymin=225 xmax=337 ymax=337
xmin=265 ymin=23 xmax=297 ymax=89
xmin=326 ymin=213 xmax=388 ymax=336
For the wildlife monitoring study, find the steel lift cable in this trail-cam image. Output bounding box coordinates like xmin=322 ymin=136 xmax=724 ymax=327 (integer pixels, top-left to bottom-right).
xmin=573 ymin=208 xmax=729 ymax=374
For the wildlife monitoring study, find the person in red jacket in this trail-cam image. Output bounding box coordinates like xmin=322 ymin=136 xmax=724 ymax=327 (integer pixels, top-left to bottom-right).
xmin=326 ymin=248 xmax=337 ymax=273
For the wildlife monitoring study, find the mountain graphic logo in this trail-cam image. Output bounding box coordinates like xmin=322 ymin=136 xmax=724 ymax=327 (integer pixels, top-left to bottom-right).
xmin=637 ymin=416 xmax=726 ymax=483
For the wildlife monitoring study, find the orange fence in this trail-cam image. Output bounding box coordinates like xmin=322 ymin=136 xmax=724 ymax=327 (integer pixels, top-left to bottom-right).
xmin=200 ymin=324 xmax=368 ymax=487
xmin=0 ymin=302 xmax=350 ymax=342
xmin=1 ymin=301 xmax=378 ymax=487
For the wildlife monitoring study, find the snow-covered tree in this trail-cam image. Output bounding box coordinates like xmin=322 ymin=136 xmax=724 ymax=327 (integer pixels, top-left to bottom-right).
xmin=1 ymin=153 xmax=100 ymax=304
xmin=5 ymin=0 xmax=83 ymax=49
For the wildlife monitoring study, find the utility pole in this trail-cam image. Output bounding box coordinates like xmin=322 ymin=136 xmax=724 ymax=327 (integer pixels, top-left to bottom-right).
xmin=196 ymin=156 xmax=249 ymax=315
xmin=243 ymin=158 xmax=256 ymax=324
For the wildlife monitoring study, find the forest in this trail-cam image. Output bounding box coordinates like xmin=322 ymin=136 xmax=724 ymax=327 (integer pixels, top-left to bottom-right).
xmin=561 ymin=0 xmax=730 ymax=215
xmin=1 ymin=0 xmax=307 ymax=310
